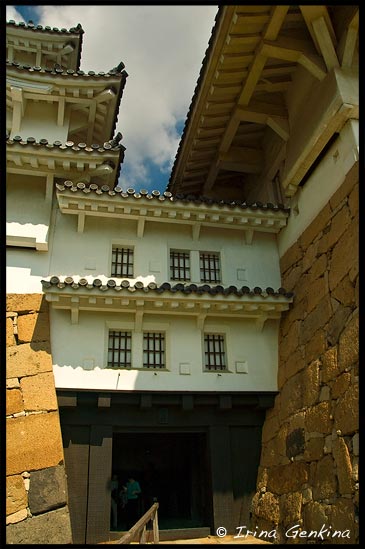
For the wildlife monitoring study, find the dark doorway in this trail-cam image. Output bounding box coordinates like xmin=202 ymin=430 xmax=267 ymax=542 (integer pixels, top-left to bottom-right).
xmin=111 ymin=431 xmax=211 ymax=530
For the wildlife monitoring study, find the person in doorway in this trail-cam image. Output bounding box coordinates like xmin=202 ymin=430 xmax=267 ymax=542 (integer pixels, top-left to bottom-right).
xmin=110 ymin=474 xmax=119 ymax=530
xmin=125 ymin=476 xmax=142 ymax=529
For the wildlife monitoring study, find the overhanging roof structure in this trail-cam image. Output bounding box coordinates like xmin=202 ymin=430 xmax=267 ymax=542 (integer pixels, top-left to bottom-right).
xmin=168 ymin=5 xmax=359 ymax=201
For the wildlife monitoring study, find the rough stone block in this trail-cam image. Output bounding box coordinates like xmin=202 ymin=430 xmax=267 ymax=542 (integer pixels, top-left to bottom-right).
xmin=305 ymin=329 xmax=326 ymax=365
xmin=334 ymin=383 xmax=358 ymax=435
xmin=309 ymin=254 xmax=327 ymax=282
xmin=302 ymin=360 xmax=320 ymax=407
xmin=286 ymin=428 xmax=305 ymax=458
xmin=28 ymin=465 xmax=68 ymax=515
xmin=280 ymin=241 xmax=302 ymax=275
xmin=312 ymin=455 xmax=337 ymax=499
xmin=267 ymin=462 xmax=309 ymax=495
xmin=20 ymin=372 xmax=58 ymax=412
xmin=6 ymin=509 xmax=28 ymax=525
xmin=17 ymin=312 xmax=50 ymax=344
xmin=261 ymin=413 xmax=279 ymax=444
xmin=326 ymin=306 xmax=353 ymax=347
xmin=6 ymin=506 xmax=72 ymax=544
xmin=6 ymin=389 xmax=24 ymax=416
xmin=6 ymin=342 xmax=52 ymax=379
xmin=326 ymin=204 xmax=351 ymax=251
xmin=329 ymin=162 xmax=358 ymax=212
xmin=284 ymin=348 xmax=305 ymax=381
xmin=278 ymin=372 xmax=303 ymax=422
xmin=7 ymin=475 xmax=27 ymax=516
xmin=299 ymin=203 xmax=331 ymax=250
xmin=331 ymin=372 xmax=351 ymax=399
xmin=302 ymin=240 xmax=318 ymax=274
xmin=279 ymin=320 xmax=300 ymax=362
xmin=352 ymin=433 xmax=359 ymax=456
xmin=331 ymin=276 xmax=356 ymax=308
xmin=303 ymin=436 xmax=324 ymax=461
xmin=6 ymin=378 xmax=20 ymax=389
xmin=319 ymin=386 xmax=331 ymax=402
xmin=6 ymin=412 xmax=64 ymax=476
xmin=321 ymin=347 xmax=338 ymax=383
xmin=303 ymin=501 xmax=330 ymax=532
xmin=329 ymin=498 xmax=356 ymax=543
xmin=332 ymin=437 xmax=352 ymax=495
xmin=338 ymin=313 xmax=358 ymax=372
xmin=299 ymin=296 xmax=332 ymax=346
xmin=281 ymin=264 xmax=302 ymax=294
xmin=305 ymin=401 xmax=332 ymax=434
xmin=328 ymin=219 xmax=358 ymax=291
xmin=348 ymin=181 xmax=358 ymax=218
xmin=279 ymin=492 xmax=302 ymax=527
xmin=307 ymin=276 xmax=328 ymax=315
xmin=252 ymin=491 xmax=280 ymax=524
xmin=6 ymin=317 xmax=16 ymax=347
xmin=6 ymin=294 xmax=47 ymax=314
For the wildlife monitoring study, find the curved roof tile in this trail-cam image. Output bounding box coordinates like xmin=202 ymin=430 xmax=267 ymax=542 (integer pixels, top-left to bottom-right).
xmin=54 ymin=181 xmax=289 ymax=212
xmin=7 ymin=19 xmax=84 ymax=35
xmin=42 ymin=276 xmax=294 ymax=299
xmin=6 ymin=134 xmax=126 ymax=154
xmin=6 ymin=59 xmax=128 ymax=80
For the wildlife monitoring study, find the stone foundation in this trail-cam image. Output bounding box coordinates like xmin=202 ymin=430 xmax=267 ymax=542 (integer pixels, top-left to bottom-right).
xmin=251 ymin=164 xmax=359 ymax=544
xmin=6 ymin=294 xmax=73 ymax=544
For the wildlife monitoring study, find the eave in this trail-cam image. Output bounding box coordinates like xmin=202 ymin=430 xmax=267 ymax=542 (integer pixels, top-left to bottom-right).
xmin=6 ymin=21 xmax=84 ymax=71
xmin=7 ymin=138 xmax=124 ymax=191
xmin=168 ymin=5 xmax=359 ymax=202
xmin=42 ymin=276 xmax=293 ymax=330
xmin=6 ymin=64 xmax=128 ymax=143
xmin=55 ymin=183 xmax=290 ymax=240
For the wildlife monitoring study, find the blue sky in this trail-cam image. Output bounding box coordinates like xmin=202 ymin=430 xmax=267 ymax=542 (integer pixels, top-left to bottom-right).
xmin=7 ymin=4 xmax=218 ymax=193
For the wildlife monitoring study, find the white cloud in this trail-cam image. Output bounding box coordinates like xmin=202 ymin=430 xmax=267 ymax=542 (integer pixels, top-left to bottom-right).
xmin=7 ymin=5 xmax=218 ymax=191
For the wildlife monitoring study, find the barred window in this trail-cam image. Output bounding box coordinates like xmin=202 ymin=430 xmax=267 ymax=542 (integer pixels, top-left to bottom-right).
xmin=204 ymin=334 xmax=226 ymax=371
xmin=170 ymin=250 xmax=190 ymax=281
xmin=143 ymin=332 xmax=165 ymax=369
xmin=200 ymin=252 xmax=221 ymax=283
xmin=111 ymin=247 xmax=134 ymax=277
xmin=108 ymin=331 xmax=132 ymax=368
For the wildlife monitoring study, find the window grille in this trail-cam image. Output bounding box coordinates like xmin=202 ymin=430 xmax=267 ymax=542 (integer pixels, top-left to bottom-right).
xmin=204 ymin=334 xmax=226 ymax=371
xmin=111 ymin=247 xmax=134 ymax=277
xmin=143 ymin=332 xmax=165 ymax=368
xmin=170 ymin=250 xmax=190 ymax=281
xmin=108 ymin=331 xmax=132 ymax=368
xmin=200 ymin=252 xmax=221 ymax=283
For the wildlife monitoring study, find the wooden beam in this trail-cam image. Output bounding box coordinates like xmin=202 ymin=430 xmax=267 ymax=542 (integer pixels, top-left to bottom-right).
xmin=312 ymin=16 xmax=339 ymax=71
xmin=262 ymin=42 xmax=327 ymax=80
xmin=264 ymin=5 xmax=290 ymax=40
xmin=299 ymin=5 xmax=337 ymax=55
xmin=338 ymin=10 xmax=359 ymax=69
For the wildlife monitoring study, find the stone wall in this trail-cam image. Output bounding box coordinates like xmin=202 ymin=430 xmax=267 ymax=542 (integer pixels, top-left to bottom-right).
xmin=6 ymin=294 xmax=73 ymax=544
xmin=251 ymin=163 xmax=359 ymax=544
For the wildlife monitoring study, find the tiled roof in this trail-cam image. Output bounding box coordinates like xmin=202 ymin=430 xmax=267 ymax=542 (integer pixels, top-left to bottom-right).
xmin=6 ymin=59 xmax=128 ymax=79
xmin=55 ymin=182 xmax=289 ymax=212
xmin=7 ymin=19 xmax=84 ymax=35
xmin=6 ymin=134 xmax=126 ymax=154
xmin=42 ymin=276 xmax=294 ymax=299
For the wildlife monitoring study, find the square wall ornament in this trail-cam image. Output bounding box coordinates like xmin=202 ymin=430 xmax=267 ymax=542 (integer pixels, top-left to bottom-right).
xmin=236 ymin=361 xmax=248 ymax=374
xmin=237 ymin=268 xmax=247 ymax=281
xmin=179 ymin=363 xmax=191 ymax=375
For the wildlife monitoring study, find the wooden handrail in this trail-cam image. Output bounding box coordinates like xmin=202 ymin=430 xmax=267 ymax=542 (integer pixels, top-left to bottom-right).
xmin=115 ymin=502 xmax=159 ymax=544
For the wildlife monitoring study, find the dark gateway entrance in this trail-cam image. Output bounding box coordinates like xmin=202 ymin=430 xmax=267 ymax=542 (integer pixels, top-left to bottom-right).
xmin=58 ymin=390 xmax=275 ymax=544
xmin=112 ymin=431 xmax=210 ymax=530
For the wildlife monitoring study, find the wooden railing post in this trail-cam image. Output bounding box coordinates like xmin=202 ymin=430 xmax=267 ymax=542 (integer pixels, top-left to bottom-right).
xmin=114 ymin=502 xmax=159 ymax=544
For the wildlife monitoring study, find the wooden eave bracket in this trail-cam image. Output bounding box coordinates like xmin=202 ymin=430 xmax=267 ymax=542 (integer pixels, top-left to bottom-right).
xmin=43 ymin=289 xmax=293 ymax=324
xmin=56 ymin=192 xmax=289 ymax=238
xmin=281 ymin=67 xmax=358 ymax=197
